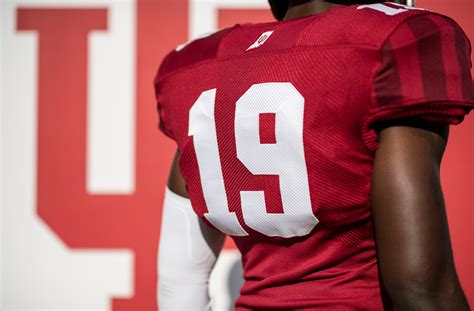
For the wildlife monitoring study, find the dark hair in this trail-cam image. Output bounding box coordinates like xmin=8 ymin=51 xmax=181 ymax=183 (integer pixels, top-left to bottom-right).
xmin=268 ymin=0 xmax=289 ymax=21
xmin=268 ymin=0 xmax=409 ymax=21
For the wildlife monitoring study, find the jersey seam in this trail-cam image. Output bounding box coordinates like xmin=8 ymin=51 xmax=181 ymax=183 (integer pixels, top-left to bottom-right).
xmin=377 ymin=11 xmax=432 ymax=56
xmin=229 ymin=5 xmax=342 ymax=30
xmin=294 ymin=5 xmax=341 ymax=47
xmin=216 ymin=24 xmax=241 ymax=58
xmin=156 ymin=44 xmax=380 ymax=83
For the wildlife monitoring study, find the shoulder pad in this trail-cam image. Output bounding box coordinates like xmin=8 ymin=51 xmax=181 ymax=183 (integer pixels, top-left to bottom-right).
xmin=297 ymin=3 xmax=434 ymax=48
xmin=156 ymin=28 xmax=232 ymax=79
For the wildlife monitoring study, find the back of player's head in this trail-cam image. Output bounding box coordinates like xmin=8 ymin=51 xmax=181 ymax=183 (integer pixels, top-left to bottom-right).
xmin=268 ymin=0 xmax=414 ymax=21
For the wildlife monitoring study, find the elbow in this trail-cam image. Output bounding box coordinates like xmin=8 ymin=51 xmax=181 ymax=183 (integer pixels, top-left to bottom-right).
xmin=381 ymin=263 xmax=469 ymax=310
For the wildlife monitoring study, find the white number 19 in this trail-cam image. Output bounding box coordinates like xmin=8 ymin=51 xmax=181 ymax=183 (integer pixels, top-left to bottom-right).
xmin=188 ymin=83 xmax=318 ymax=238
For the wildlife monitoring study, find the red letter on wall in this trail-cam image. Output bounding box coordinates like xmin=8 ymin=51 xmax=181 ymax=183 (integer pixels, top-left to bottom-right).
xmin=17 ymin=1 xmax=187 ymax=309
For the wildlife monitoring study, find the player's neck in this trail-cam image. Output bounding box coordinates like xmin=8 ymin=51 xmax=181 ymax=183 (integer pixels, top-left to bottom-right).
xmin=284 ymin=1 xmax=342 ymax=20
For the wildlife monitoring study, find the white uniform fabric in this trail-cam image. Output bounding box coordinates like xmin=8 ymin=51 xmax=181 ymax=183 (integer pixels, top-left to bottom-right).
xmin=158 ymin=187 xmax=225 ymax=310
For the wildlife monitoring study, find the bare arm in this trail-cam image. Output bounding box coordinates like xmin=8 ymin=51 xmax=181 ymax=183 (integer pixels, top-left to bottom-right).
xmin=371 ymin=121 xmax=469 ymax=310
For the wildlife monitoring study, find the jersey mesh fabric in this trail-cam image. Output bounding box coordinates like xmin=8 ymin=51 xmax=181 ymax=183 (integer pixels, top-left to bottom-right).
xmin=155 ymin=3 xmax=474 ymax=310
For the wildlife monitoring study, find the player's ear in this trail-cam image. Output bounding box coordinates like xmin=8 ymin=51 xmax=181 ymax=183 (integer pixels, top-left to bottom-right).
xmin=268 ymin=0 xmax=289 ymax=21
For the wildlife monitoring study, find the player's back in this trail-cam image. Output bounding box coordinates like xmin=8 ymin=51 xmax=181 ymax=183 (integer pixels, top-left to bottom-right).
xmin=155 ymin=3 xmax=473 ymax=309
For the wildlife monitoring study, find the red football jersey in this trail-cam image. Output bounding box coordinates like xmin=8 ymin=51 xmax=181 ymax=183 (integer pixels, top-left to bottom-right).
xmin=155 ymin=3 xmax=474 ymax=310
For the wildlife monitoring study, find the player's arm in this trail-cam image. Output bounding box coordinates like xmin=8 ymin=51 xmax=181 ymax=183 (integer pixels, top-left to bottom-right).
xmin=371 ymin=121 xmax=470 ymax=310
xmin=158 ymin=150 xmax=226 ymax=310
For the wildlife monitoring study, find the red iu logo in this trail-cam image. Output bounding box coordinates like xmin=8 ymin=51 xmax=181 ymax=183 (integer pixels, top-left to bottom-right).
xmin=246 ymin=30 xmax=274 ymax=51
xmin=258 ymin=34 xmax=268 ymax=43
xmin=16 ymin=1 xmax=186 ymax=310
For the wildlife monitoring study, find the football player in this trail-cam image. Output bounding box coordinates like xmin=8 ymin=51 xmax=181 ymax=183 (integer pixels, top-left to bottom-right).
xmin=156 ymin=0 xmax=473 ymax=310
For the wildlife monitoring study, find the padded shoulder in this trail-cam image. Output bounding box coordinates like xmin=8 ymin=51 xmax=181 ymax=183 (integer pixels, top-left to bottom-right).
xmin=156 ymin=28 xmax=233 ymax=80
xmin=297 ymin=3 xmax=436 ymax=49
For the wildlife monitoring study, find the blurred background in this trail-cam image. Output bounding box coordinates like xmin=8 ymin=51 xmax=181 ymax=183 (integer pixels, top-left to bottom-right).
xmin=1 ymin=0 xmax=473 ymax=310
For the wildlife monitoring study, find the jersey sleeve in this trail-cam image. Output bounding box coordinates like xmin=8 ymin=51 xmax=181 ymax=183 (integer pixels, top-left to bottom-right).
xmin=155 ymin=51 xmax=177 ymax=141
xmin=155 ymin=89 xmax=175 ymax=140
xmin=364 ymin=13 xmax=474 ymax=150
xmin=154 ymin=29 xmax=230 ymax=142
xmin=156 ymin=95 xmax=174 ymax=140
